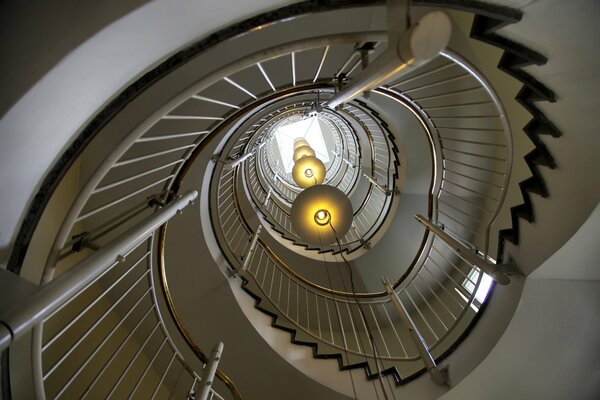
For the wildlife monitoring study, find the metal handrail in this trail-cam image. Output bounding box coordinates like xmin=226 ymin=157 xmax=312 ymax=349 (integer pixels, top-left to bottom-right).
xmin=207 ymin=39 xmax=512 ymax=375
xmin=237 ymin=234 xmax=485 ymax=363
xmin=235 ymin=96 xmax=398 ymax=254
xmin=384 ymin=49 xmax=512 ymax=258
xmin=157 ymin=223 xmax=243 ymax=400
xmin=3 ymin=192 xmax=234 ymax=399
xmin=17 ymin=29 xmax=512 ymax=394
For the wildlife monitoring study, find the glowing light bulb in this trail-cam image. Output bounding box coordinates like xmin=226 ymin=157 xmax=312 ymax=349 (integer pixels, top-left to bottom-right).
xmin=314 ymin=209 xmax=331 ymax=226
xmin=291 ymin=156 xmax=325 ymax=188
xmin=291 ymin=185 xmax=353 ymax=245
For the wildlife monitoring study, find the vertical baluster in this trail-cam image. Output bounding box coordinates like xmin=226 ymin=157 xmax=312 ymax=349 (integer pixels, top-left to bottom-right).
xmin=417 ymin=274 xmax=457 ymax=320
xmin=150 ymin=351 xmax=177 ymax=399
xmin=314 ymin=293 xmax=322 ymax=339
xmin=383 ymin=277 xmax=447 ymax=385
xmin=370 ymin=304 xmax=391 ymax=358
xmin=127 ymin=336 xmax=169 ymax=399
xmin=345 ymin=302 xmax=363 ymax=354
xmin=53 ymin=287 xmax=153 ymax=399
xmin=277 ymin=270 xmax=283 ymax=307
xmin=295 ymin=281 xmax=300 ymax=324
xmin=333 ymin=299 xmax=349 ymax=351
xmin=268 ymin=262 xmax=276 ymax=297
xmin=305 ymin=287 xmax=310 ymax=333
xmin=405 ymin=290 xmax=439 ymax=341
xmin=413 ymin=280 xmax=449 ymax=332
xmin=382 ymin=303 xmax=408 ymax=357
xmin=325 ymin=298 xmax=335 ymax=344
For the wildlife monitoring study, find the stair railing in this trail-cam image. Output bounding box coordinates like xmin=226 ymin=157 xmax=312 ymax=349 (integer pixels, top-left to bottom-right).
xmin=1 ymin=192 xmax=234 ymax=399
xmin=227 ymin=97 xmax=398 ymax=255
xmin=210 ymin=41 xmax=513 ymax=381
xmin=383 ymin=49 xmax=513 ymax=259
xmin=9 ymin=30 xmax=512 ymax=394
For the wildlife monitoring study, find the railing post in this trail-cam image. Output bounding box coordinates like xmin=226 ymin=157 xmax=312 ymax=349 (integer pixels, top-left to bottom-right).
xmin=187 ymin=377 xmax=198 ymax=400
xmin=226 ymin=141 xmax=266 ymax=169
xmin=242 ymin=226 xmax=262 ymax=271
xmin=351 ymin=223 xmax=370 ymax=248
xmin=414 ymin=214 xmax=513 ymax=285
xmin=198 ymin=342 xmax=224 ymax=400
xmin=0 ymin=190 xmax=198 ymax=350
xmin=226 ymin=151 xmax=253 ymax=170
xmin=262 ymin=188 xmax=272 ymax=207
xmin=342 ymin=157 xmax=356 ymax=169
xmin=332 ymin=151 xmax=355 ymax=168
xmin=326 ymin=11 xmax=451 ymax=108
xmin=363 ymin=173 xmax=398 ymax=196
xmin=382 ymin=277 xmax=447 ymax=385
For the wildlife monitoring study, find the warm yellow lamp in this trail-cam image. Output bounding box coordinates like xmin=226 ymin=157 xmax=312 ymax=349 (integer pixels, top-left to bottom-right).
xmin=292 ymin=156 xmax=326 ymax=188
xmin=293 ymin=145 xmax=316 ymax=162
xmin=290 ymin=185 xmax=353 ymax=245
xmin=293 ymin=138 xmax=310 ymax=150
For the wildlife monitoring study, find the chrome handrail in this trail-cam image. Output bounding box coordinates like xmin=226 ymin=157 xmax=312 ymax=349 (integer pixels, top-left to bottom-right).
xmin=208 ymin=39 xmax=512 ymax=377
xmin=22 ymin=28 xmax=512 ymax=392
xmin=5 ymin=193 xmax=235 ymax=399
xmin=234 ymin=95 xmax=398 ymax=254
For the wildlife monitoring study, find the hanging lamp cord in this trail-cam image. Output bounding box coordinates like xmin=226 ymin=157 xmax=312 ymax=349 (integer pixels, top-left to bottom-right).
xmin=317 ymin=228 xmax=359 ymax=399
xmin=329 ymin=222 xmax=390 ymax=400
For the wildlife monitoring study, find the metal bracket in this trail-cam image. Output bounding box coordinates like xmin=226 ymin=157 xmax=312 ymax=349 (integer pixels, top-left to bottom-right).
xmin=71 ymin=232 xmax=99 ymax=252
xmin=148 ymin=197 xmax=167 ymax=208
xmin=227 ymin=268 xmax=238 ymax=278
xmin=416 ymin=214 xmax=512 ymax=285
xmin=335 ymin=73 xmax=347 ymax=94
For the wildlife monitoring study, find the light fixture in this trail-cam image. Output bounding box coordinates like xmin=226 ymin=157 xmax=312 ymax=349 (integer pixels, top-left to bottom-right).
xmin=293 ymin=138 xmax=310 ymax=150
xmin=292 ymin=156 xmax=325 ymax=188
xmin=291 ymin=185 xmax=353 ymax=245
xmin=293 ymin=145 xmax=316 ymax=162
xmin=326 ymin=11 xmax=452 ymax=108
xmin=313 ymin=209 xmax=331 ymax=226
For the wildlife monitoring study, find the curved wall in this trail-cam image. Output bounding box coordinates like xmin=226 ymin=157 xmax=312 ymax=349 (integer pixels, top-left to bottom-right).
xmin=0 ymin=0 xmax=294 ymax=265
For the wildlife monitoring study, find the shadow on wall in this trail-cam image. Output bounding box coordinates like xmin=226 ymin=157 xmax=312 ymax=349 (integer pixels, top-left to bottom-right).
xmin=0 ymin=0 xmax=150 ymax=118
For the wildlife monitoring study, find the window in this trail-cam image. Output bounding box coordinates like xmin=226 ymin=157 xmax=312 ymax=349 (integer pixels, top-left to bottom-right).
xmin=455 ymin=268 xmax=493 ymax=312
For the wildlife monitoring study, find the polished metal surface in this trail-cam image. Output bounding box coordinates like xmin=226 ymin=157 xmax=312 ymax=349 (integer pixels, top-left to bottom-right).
xmin=13 ymin=17 xmax=514 ymax=396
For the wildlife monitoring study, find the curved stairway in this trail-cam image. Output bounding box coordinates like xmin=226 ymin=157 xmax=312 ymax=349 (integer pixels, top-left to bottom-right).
xmin=2 ymin=1 xmax=578 ymax=400
xmin=204 ymin=40 xmax=514 ymax=388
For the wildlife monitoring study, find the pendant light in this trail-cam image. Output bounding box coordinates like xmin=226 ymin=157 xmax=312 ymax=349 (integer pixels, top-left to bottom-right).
xmin=293 ymin=145 xmax=316 ymax=162
xmin=292 ymin=156 xmax=326 ymax=188
xmin=290 ymin=184 xmax=353 ymax=245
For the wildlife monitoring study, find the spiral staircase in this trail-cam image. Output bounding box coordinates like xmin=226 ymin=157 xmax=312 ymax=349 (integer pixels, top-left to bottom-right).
xmin=1 ymin=1 xmax=599 ymax=400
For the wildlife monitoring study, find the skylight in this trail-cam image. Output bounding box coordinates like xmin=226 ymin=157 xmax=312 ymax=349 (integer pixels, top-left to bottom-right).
xmin=273 ymin=117 xmax=330 ymax=173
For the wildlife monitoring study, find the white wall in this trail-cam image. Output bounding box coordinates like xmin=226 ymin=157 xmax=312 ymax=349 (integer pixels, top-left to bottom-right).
xmin=0 ymin=0 xmax=294 ymax=266
xmin=441 ymin=205 xmax=600 ymax=400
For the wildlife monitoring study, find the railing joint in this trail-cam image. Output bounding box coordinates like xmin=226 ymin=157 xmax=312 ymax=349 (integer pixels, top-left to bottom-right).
xmin=149 ymin=198 xmax=167 ymax=208
xmin=198 ymin=342 xmax=224 ymax=400
xmin=416 ymin=214 xmax=512 ymax=285
xmin=71 ymin=232 xmax=100 ymax=253
xmin=382 ymin=276 xmax=448 ymax=385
